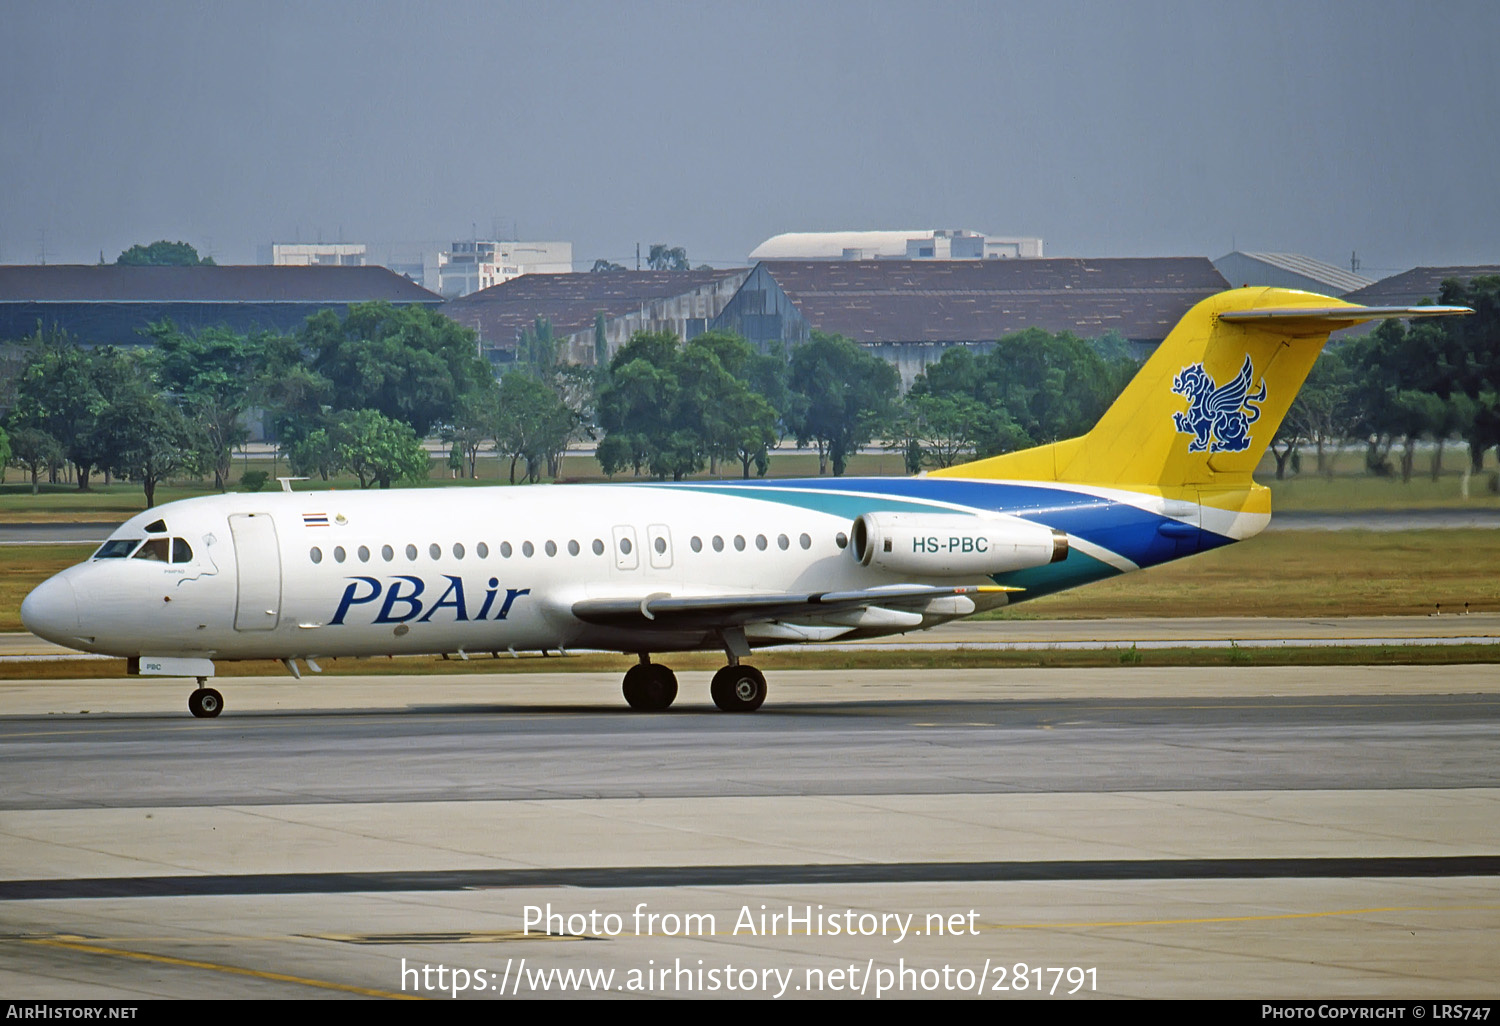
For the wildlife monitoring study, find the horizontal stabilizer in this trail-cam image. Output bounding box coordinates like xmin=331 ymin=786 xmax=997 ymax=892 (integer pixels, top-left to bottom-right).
xmin=1218 ymin=304 xmax=1472 ymax=328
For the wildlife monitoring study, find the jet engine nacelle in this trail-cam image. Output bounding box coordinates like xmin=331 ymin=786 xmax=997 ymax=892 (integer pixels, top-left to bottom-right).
xmin=850 ymin=512 xmax=1068 ymax=577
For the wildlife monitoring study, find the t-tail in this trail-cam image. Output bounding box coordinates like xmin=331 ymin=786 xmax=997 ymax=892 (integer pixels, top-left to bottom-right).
xmin=932 ymin=287 xmax=1471 ymax=518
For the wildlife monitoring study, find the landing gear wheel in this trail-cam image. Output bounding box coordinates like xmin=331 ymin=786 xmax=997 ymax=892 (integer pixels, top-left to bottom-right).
xmin=710 ymin=664 xmax=766 ymax=712
xmin=622 ymin=663 xmax=678 ymax=711
xmin=188 ymin=687 xmax=223 ymax=719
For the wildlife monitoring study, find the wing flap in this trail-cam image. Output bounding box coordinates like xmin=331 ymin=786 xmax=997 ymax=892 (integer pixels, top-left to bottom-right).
xmin=571 ymin=584 xmax=1017 ymax=630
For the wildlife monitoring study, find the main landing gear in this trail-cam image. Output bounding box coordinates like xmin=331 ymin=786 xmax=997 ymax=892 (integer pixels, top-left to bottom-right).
xmin=709 ymin=664 xmax=766 ymax=713
xmin=622 ymin=629 xmax=767 ymax=713
xmin=187 ymin=677 xmax=223 ymax=719
xmin=622 ymin=656 xmax=679 ymax=712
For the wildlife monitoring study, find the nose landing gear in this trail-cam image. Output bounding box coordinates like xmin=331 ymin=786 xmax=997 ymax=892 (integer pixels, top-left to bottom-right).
xmin=188 ymin=677 xmax=223 ymax=718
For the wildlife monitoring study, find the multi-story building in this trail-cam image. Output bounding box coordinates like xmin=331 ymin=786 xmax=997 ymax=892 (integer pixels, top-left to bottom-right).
xmin=435 ymin=240 xmax=573 ymax=298
xmin=748 ymin=229 xmax=1043 ymax=262
xmin=257 ymin=242 xmax=368 ymax=267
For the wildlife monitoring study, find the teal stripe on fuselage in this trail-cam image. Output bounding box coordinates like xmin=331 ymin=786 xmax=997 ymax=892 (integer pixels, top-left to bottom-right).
xmin=658 ymin=481 xmax=1123 ymax=603
xmin=659 ymin=483 xmax=947 ymax=521
xmin=653 ymin=478 xmax=1232 ymax=572
xmin=992 ymin=548 xmax=1121 ymax=602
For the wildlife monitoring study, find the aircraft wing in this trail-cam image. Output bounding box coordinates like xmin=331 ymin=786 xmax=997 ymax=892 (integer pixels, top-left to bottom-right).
xmin=571 ymin=583 xmax=1016 ymax=630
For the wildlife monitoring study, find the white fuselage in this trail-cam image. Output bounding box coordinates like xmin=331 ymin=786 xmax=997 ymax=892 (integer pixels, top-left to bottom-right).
xmin=22 ymin=484 xmax=1004 ymax=663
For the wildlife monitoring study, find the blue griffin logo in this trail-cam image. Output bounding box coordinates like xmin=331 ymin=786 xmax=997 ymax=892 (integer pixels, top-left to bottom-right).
xmin=1171 ymin=355 xmax=1267 ymax=453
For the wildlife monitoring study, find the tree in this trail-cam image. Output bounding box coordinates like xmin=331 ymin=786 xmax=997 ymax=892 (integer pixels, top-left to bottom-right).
xmin=7 ymin=427 xmax=64 ymax=494
xmin=492 ymin=371 xmax=574 ymax=483
xmin=594 ymin=312 xmax=610 ymax=369
xmin=680 ymin=332 xmax=779 ymax=477
xmin=516 ymin=316 xmax=559 ymax=375
xmin=97 ymin=376 xmax=198 ymax=508
xmin=594 ymin=329 xmax=782 ymax=481
xmin=301 ymin=302 xmax=492 ymax=436
xmin=647 ymin=244 xmax=689 ymax=271
xmin=116 ymin=240 xmax=214 ymax=266
xmin=442 ymin=389 xmax=498 ymax=479
xmin=596 ymin=334 xmax=682 ymax=477
xmin=902 ymin=393 xmax=990 ymax=469
xmin=9 ymin=331 xmax=109 ymax=489
xmin=143 ymin=322 xmax=261 ymax=490
xmin=1435 ymin=276 xmax=1500 ymax=473
xmin=284 ymin=427 xmax=341 ymax=481
xmin=591 ymin=259 xmax=626 ymax=273
xmin=908 ymin=330 xmax=1136 ymax=458
xmin=329 ymin=409 xmax=431 ymax=489
xmin=786 ymin=331 xmax=899 ymax=476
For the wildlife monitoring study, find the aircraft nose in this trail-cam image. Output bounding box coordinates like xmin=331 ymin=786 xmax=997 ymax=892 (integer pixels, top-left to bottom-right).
xmin=20 ymin=575 xmax=80 ymax=644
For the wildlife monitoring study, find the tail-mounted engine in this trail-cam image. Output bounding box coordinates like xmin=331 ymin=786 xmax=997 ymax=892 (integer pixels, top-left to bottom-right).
xmin=850 ymin=512 xmax=1068 ymax=577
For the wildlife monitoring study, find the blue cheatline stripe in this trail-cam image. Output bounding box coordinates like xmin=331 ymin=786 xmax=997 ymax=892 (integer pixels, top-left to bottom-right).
xmin=656 ymin=478 xmax=1233 ymax=570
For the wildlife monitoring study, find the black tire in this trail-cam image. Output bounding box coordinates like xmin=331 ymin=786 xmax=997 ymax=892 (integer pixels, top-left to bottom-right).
xmin=622 ymin=663 xmax=678 ymax=712
xmin=710 ymin=664 xmax=766 ymax=712
xmin=188 ymin=687 xmax=223 ymax=719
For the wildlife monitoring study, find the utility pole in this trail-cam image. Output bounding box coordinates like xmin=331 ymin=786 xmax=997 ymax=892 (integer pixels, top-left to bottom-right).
xmin=1350 ymin=250 xmax=1361 ymax=274
xmin=636 ymin=243 xmax=641 ymax=271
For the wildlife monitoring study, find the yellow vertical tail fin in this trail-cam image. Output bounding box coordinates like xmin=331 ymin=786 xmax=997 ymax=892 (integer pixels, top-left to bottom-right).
xmin=932 ymin=287 xmax=1469 ymax=492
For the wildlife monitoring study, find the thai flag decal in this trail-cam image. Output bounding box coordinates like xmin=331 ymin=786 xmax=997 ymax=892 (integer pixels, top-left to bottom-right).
xmin=303 ymin=513 xmax=330 ymax=527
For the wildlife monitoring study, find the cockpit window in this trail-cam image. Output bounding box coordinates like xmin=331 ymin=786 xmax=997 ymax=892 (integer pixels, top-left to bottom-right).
xmin=171 ymin=538 xmax=193 ymax=564
xmin=132 ymin=538 xmax=171 ymax=562
xmin=94 ymin=539 xmax=141 ymax=559
xmin=144 ymin=519 xmax=167 ymax=534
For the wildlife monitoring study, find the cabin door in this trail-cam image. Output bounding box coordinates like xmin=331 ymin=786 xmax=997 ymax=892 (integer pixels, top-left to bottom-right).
xmin=228 ymin=513 xmax=282 ymax=631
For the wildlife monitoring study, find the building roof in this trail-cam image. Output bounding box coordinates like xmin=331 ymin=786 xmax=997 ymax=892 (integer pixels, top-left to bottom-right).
xmin=443 ymin=269 xmax=747 ymax=344
xmin=751 ymin=230 xmax=995 ymax=261
xmin=1342 ymin=265 xmax=1500 ymax=307
xmin=758 ymin=257 xmax=1229 ymax=342
xmin=1215 ymin=252 xmax=1372 ymax=295
xmin=0 ymin=265 xmax=440 ymax=303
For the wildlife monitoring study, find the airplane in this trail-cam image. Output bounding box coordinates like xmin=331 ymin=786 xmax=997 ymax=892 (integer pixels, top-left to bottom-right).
xmin=20 ymin=287 xmax=1471 ymax=718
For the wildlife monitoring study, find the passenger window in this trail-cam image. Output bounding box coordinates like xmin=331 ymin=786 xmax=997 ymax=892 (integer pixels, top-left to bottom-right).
xmin=358 ymin=545 xmax=370 ymax=562
xmin=712 ymin=536 xmax=724 ymax=552
xmin=799 ymin=533 xmax=812 ymax=549
xmin=454 ymin=543 xmax=465 ymax=559
xmin=382 ymin=545 xmax=394 ymax=561
xmin=734 ymin=535 xmax=746 ymax=551
xmin=568 ymin=540 xmax=580 ymax=556
xmin=592 ymin=539 xmax=604 ymax=555
xmin=501 ymin=541 xmax=513 ymax=558
xmin=778 ymin=534 xmax=789 ymax=550
xmin=406 ymin=544 xmax=418 ymax=561
xmin=429 ymin=543 xmax=441 ymax=560
xmin=836 ymin=532 xmax=848 ymax=549
xmin=334 ymin=546 xmax=346 ymax=563
xmin=132 ymin=539 xmax=170 ymax=562
xmin=755 ymin=534 xmax=767 ymax=551
xmin=171 ymin=538 xmax=193 ymax=563
xmin=691 ymin=536 xmax=702 ymax=553
xmin=523 ymin=541 xmax=535 ymax=557
xmin=618 ymin=537 xmax=632 ymax=555
xmin=545 ymin=540 xmax=557 ymax=557
xmin=310 ymin=547 xmax=323 ymax=564
xmin=477 ymin=542 xmax=489 ymax=558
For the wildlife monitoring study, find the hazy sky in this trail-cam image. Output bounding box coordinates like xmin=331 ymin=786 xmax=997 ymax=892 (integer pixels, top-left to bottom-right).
xmin=2 ymin=0 xmax=1496 ymax=276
